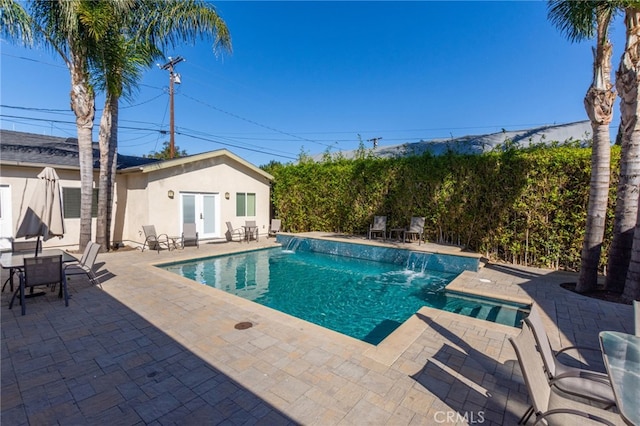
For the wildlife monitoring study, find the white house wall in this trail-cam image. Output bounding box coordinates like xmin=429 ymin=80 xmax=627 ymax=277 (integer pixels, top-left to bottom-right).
xmin=1 ymin=152 xmax=272 ymax=251
xmin=0 ymin=164 xmax=101 ymax=251
xmin=118 ymin=155 xmax=271 ymax=247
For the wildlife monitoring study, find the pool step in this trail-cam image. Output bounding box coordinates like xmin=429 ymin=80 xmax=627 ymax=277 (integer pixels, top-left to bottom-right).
xmin=449 ymin=302 xmax=507 ymax=322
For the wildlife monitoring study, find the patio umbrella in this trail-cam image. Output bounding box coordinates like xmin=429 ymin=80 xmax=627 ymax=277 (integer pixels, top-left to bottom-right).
xmin=15 ymin=167 xmax=65 ymax=254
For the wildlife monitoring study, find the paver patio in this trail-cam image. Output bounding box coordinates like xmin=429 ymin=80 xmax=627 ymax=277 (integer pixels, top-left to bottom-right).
xmin=1 ymin=234 xmax=634 ymax=425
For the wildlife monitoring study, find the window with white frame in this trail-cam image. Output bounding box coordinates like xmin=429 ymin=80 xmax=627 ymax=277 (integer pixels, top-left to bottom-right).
xmin=236 ymin=192 xmax=256 ymax=216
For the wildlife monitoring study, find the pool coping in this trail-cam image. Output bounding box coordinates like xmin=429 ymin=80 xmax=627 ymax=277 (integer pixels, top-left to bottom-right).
xmin=150 ymin=240 xmax=529 ymax=368
xmin=279 ymin=232 xmax=484 ymax=260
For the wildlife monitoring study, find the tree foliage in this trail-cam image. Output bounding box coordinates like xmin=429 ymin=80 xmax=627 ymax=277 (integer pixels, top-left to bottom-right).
xmin=264 ymin=146 xmax=621 ymax=271
xmin=144 ymin=141 xmax=188 ymax=159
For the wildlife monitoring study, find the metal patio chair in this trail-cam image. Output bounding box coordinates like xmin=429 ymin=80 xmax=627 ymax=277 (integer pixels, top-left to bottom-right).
xmin=64 ymin=241 xmax=101 ymax=286
xmin=403 ymin=216 xmax=425 ymax=245
xmin=141 ymin=225 xmax=171 ymax=253
xmin=182 ymin=223 xmax=199 ymax=248
xmin=368 ymin=216 xmax=387 ymax=240
xmin=2 ymin=239 xmax=42 ymax=293
xmin=225 ymin=221 xmax=244 ymax=243
xmin=9 ymin=254 xmax=68 ymax=316
xmin=510 ymin=325 xmax=620 ymax=426
xmin=268 ymin=219 xmax=281 ymax=238
xmin=523 ymin=304 xmax=616 ymax=409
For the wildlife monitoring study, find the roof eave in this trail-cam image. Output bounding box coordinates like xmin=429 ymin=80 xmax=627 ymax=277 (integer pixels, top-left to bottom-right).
xmin=120 ymin=149 xmax=274 ymax=181
xmin=0 ymin=160 xmax=82 ymax=171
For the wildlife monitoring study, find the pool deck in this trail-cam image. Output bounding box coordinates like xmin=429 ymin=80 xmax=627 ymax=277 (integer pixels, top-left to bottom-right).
xmin=1 ymin=232 xmax=634 ymax=425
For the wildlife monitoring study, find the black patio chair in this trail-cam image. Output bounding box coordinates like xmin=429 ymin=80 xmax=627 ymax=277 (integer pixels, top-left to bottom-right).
xmin=9 ymin=254 xmax=68 ymax=316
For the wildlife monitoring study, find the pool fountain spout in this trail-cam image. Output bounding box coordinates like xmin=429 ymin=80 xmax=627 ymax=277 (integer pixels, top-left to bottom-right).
xmin=284 ymin=237 xmax=302 ymax=252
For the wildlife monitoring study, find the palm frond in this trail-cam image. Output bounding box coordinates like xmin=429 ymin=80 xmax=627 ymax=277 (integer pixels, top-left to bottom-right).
xmin=0 ymin=0 xmax=34 ymax=44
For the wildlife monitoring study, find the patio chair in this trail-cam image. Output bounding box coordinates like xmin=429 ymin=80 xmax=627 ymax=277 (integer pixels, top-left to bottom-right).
xmin=268 ymin=219 xmax=281 ymax=238
xmin=226 ymin=221 xmax=244 ymax=243
xmin=11 ymin=239 xmax=42 ymax=254
xmin=368 ymin=216 xmax=387 ymax=240
xmin=509 ymin=325 xmax=620 ymax=426
xmin=403 ymin=217 xmax=425 ymax=245
xmin=141 ymin=225 xmax=171 ymax=253
xmin=64 ymin=241 xmax=101 ymax=286
xmin=2 ymin=239 xmax=43 ymax=293
xmin=182 ymin=223 xmax=199 ymax=248
xmin=523 ymin=304 xmax=616 ymax=408
xmin=245 ymin=220 xmax=259 ymax=242
xmin=9 ymin=254 xmax=69 ymax=316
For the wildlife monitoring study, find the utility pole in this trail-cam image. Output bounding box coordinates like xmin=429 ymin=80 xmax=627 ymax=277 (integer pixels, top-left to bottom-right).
xmin=367 ymin=137 xmax=382 ymax=149
xmin=159 ymin=56 xmax=185 ymax=159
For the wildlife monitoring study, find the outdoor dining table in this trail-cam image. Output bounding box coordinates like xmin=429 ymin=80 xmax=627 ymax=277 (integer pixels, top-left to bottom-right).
xmin=167 ymin=236 xmax=183 ymax=250
xmin=599 ymin=330 xmax=640 ymax=426
xmin=242 ymin=225 xmax=258 ymax=243
xmin=1 ymin=249 xmax=78 ymax=294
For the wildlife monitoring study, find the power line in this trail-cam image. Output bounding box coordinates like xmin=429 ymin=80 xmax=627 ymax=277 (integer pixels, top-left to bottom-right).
xmin=180 ymin=93 xmax=336 ymax=150
xmin=0 ymin=113 xmax=298 ymax=160
xmin=177 ymin=131 xmax=296 ymax=160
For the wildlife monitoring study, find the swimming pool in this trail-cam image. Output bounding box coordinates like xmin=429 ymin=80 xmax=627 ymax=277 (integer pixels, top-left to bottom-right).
xmin=160 ymin=238 xmax=529 ymax=345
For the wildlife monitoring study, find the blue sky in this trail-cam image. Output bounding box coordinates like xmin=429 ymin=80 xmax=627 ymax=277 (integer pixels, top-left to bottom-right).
xmin=0 ymin=1 xmax=627 ymax=166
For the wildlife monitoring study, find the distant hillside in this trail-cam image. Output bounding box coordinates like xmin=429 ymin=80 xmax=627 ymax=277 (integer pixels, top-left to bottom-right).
xmin=316 ymin=121 xmax=593 ymax=160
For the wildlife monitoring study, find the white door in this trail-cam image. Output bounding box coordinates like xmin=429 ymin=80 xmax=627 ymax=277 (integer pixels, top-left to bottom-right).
xmin=0 ymin=185 xmax=12 ymax=250
xmin=181 ymin=192 xmax=220 ymax=239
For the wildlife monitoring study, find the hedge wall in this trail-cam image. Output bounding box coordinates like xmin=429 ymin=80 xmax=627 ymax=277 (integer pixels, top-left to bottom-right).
xmin=264 ymin=146 xmax=620 ymax=271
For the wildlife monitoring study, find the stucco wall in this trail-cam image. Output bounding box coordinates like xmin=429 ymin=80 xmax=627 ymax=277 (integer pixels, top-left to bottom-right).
xmin=118 ymin=155 xmax=272 ymax=247
xmin=1 ymin=152 xmax=272 ymax=251
xmin=0 ymin=164 xmax=101 ymax=251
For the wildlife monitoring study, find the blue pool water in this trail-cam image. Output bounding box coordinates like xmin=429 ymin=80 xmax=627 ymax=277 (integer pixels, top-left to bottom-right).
xmin=160 ymin=238 xmax=529 ymax=345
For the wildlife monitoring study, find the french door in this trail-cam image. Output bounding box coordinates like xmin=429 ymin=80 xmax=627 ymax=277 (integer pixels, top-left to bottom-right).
xmin=180 ymin=192 xmax=220 ymax=239
xmin=0 ymin=185 xmax=11 ymax=250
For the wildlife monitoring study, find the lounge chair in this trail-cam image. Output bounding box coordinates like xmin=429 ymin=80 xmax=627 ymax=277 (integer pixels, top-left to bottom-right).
xmin=509 ymin=325 xmax=621 ymax=426
xmin=268 ymin=219 xmax=281 ymax=238
xmin=368 ymin=216 xmax=387 ymax=240
xmin=523 ymin=304 xmax=616 ymax=408
xmin=64 ymin=241 xmax=101 ymax=286
xmin=182 ymin=223 xmax=199 ymax=248
xmin=403 ymin=217 xmax=425 ymax=245
xmin=141 ymin=225 xmax=171 ymax=253
xmin=9 ymin=254 xmax=69 ymax=316
xmin=245 ymin=220 xmax=259 ymax=242
xmin=225 ymin=221 xmax=244 ymax=243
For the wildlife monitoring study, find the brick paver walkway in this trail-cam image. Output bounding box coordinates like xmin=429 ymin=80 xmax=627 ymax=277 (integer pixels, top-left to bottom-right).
xmin=1 ymin=234 xmax=634 ymax=425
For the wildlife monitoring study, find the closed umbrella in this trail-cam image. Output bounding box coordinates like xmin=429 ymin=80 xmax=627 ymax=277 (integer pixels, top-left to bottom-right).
xmin=15 ymin=167 xmax=65 ymax=254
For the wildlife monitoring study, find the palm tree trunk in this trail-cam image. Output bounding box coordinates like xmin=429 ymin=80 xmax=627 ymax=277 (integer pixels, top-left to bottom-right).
xmin=96 ymin=94 xmax=113 ymax=250
xmin=623 ymin=195 xmax=640 ymax=302
xmin=106 ymin=98 xmax=119 ymax=251
xmin=96 ymin=94 xmax=118 ymax=251
xmin=576 ymin=20 xmax=615 ymax=293
xmin=578 ymin=124 xmax=613 ymax=291
xmin=70 ymin=54 xmax=95 ymax=252
xmin=607 ymin=8 xmax=640 ymax=294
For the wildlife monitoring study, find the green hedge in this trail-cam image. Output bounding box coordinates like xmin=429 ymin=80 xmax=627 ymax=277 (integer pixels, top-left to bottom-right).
xmin=264 ymin=146 xmax=620 ymax=271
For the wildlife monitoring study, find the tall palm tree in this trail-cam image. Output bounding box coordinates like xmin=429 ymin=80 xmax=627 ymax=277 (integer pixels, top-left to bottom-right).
xmin=548 ymin=1 xmax=617 ymax=293
xmin=90 ymin=0 xmax=231 ymax=250
xmin=23 ymin=0 xmax=134 ymax=251
xmin=91 ymin=34 xmax=161 ymax=250
xmin=606 ymin=5 xmax=640 ymax=294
